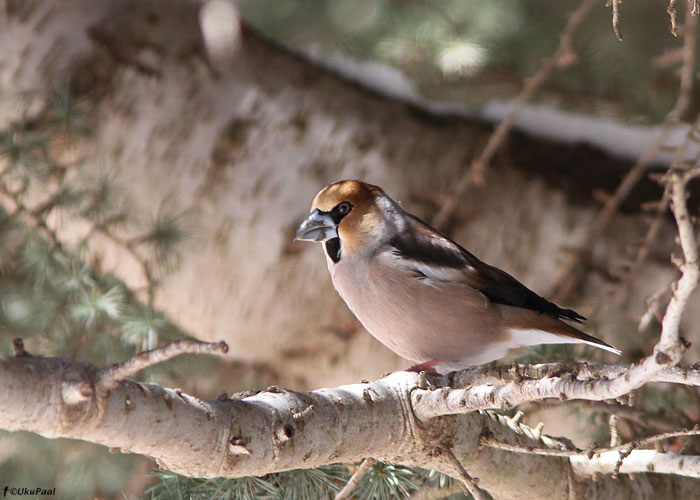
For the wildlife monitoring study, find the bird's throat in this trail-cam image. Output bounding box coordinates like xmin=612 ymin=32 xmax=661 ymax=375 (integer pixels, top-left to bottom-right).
xmin=324 ymin=237 xmax=341 ymax=263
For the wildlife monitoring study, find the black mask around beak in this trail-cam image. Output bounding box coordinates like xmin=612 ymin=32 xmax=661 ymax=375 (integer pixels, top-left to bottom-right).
xmin=294 ymin=209 xmax=338 ymax=242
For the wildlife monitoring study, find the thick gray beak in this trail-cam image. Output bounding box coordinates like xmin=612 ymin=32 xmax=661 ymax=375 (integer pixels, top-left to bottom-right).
xmin=294 ymin=209 xmax=338 ymax=242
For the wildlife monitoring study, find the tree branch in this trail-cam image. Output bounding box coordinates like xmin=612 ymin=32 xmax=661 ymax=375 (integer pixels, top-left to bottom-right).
xmin=1 ymin=343 xmax=697 ymax=499
xmin=449 ymin=362 xmax=700 ymax=389
xmin=481 ymin=428 xmax=700 ymax=457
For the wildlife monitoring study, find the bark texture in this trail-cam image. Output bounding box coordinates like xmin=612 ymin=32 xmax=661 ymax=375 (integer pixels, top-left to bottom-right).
xmin=0 ymin=349 xmax=697 ymax=500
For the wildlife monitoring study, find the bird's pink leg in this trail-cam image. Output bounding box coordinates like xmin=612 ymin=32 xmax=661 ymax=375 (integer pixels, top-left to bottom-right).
xmin=406 ymin=360 xmax=442 ymax=374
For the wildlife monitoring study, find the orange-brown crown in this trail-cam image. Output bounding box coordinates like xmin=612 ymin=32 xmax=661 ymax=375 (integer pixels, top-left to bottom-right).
xmin=311 ymin=180 xmax=383 ymax=212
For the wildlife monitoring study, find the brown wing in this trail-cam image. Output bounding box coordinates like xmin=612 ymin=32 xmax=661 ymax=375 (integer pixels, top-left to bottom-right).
xmin=389 ymin=213 xmax=586 ymax=323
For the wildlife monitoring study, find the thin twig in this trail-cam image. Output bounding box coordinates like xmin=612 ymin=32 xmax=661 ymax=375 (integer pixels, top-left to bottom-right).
xmin=626 ymin=196 xmax=670 ymax=278
xmin=597 ymin=113 xmax=700 ymax=318
xmin=480 ymin=427 xmax=700 ymax=457
xmin=523 ymin=399 xmax=689 ymax=432
xmin=333 ymin=458 xmax=377 ymax=500
xmin=669 ymin=0 xmax=678 ymax=36
xmin=96 ymin=338 xmax=228 ymax=392
xmin=442 ymin=448 xmax=488 ymax=500
xmin=610 ymin=0 xmax=623 ymax=40
xmin=431 ymin=0 xmax=598 ymax=229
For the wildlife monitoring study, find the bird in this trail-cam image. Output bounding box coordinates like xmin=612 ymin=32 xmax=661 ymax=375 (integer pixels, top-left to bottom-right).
xmin=295 ymin=180 xmax=620 ymax=374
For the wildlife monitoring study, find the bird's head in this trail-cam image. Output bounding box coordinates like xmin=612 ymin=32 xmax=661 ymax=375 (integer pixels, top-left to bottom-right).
xmin=295 ymin=180 xmax=395 ymax=260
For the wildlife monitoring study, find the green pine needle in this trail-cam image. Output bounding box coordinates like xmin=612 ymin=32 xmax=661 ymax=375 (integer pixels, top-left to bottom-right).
xmin=0 ymin=128 xmax=48 ymax=174
xmin=355 ymin=462 xmax=419 ymax=500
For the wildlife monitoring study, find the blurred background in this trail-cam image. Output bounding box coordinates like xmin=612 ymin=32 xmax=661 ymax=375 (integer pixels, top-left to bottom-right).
xmin=0 ymin=0 xmax=698 ymax=498
xmin=243 ymin=0 xmax=689 ymax=121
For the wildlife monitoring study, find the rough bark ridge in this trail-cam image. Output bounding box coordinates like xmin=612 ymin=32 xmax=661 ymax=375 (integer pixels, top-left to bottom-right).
xmin=2 ymin=0 xmax=696 ymax=390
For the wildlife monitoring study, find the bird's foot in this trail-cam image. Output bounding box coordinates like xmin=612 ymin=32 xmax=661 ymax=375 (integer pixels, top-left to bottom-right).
xmin=406 ymin=360 xmax=442 ymax=375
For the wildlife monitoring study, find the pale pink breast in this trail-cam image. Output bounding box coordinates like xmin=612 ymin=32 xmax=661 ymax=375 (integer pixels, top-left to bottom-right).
xmin=328 ymin=253 xmax=502 ymax=363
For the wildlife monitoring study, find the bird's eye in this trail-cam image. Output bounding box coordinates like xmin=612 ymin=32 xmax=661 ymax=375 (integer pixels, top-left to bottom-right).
xmin=337 ymin=202 xmax=352 ymax=215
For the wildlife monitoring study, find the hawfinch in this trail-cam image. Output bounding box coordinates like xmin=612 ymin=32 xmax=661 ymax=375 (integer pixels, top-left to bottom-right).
xmin=295 ymin=180 xmax=620 ymax=373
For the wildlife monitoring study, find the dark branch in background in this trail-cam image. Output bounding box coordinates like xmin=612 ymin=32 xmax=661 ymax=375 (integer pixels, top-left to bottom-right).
xmin=11 ymin=337 xmax=28 ymax=357
xmin=0 ymin=183 xmax=65 ymax=252
xmin=550 ymin=3 xmax=698 ymax=301
xmin=333 ymin=458 xmax=376 ymax=500
xmin=92 ymin=226 xmax=159 ymax=307
xmin=442 ymin=448 xmax=488 ymax=500
xmin=432 ymin=0 xmax=598 ymax=229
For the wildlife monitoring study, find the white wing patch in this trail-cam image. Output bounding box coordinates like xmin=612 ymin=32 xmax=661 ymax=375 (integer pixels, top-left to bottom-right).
xmin=383 ymin=242 xmax=475 ymax=283
xmin=405 ymin=259 xmax=468 ymax=282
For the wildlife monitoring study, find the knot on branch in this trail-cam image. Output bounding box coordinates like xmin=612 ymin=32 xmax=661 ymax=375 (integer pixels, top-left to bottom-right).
xmin=654 ymin=350 xmax=677 ymax=366
xmin=61 ymin=380 xmax=95 ymax=405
